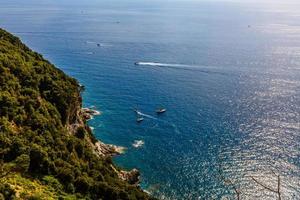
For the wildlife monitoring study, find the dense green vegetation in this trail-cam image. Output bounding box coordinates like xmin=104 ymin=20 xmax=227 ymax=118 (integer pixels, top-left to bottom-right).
xmin=0 ymin=28 xmax=154 ymax=200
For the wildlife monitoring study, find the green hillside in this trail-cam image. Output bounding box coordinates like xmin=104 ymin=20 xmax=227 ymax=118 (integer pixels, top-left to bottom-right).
xmin=0 ymin=28 xmax=154 ymax=200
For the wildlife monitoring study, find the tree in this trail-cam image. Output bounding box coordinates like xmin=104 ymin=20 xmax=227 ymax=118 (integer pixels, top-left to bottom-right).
xmin=14 ymin=154 xmax=30 ymax=173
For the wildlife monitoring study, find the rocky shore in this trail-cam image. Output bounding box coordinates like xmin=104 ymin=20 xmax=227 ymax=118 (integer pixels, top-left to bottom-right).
xmin=118 ymin=168 xmax=141 ymax=185
xmin=93 ymin=140 xmax=126 ymax=157
xmin=82 ymin=107 xmax=101 ymax=120
xmin=69 ymin=106 xmax=141 ymax=185
xmin=0 ymin=28 xmax=153 ymax=199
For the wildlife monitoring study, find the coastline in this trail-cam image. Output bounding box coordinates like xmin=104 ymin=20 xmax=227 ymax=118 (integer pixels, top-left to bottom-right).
xmin=0 ymin=28 xmax=154 ymax=199
xmin=75 ymin=106 xmax=142 ymax=185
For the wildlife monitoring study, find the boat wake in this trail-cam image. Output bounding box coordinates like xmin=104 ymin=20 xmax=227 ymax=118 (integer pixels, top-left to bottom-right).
xmin=134 ymin=62 xmax=232 ymax=75
xmin=73 ymin=51 xmax=94 ymax=55
xmin=86 ymin=41 xmax=112 ymax=47
xmin=135 ymin=62 xmax=198 ymax=69
xmin=135 ymin=110 xmax=182 ymax=135
xmin=134 ymin=62 xmax=227 ymax=75
xmin=136 ymin=111 xmax=157 ymax=120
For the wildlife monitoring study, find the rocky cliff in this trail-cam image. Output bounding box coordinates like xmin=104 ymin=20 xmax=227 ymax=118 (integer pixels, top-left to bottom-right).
xmin=0 ymin=28 xmax=155 ymax=200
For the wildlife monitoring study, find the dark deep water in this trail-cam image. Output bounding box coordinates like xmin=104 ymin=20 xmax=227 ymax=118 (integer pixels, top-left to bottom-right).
xmin=1 ymin=0 xmax=300 ymax=199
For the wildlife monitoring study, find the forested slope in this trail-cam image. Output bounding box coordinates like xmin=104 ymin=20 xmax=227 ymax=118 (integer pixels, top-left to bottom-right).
xmin=0 ymin=28 xmax=153 ymax=200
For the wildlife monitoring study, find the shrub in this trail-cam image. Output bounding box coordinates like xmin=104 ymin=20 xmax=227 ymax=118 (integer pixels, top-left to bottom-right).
xmin=74 ymin=176 xmax=91 ymax=194
xmin=75 ymin=142 xmax=84 ymax=158
xmin=29 ymin=144 xmax=49 ymax=173
xmin=42 ymin=176 xmax=64 ymax=191
xmin=75 ymin=127 xmax=86 ymax=139
xmin=0 ymin=184 xmax=15 ymax=200
xmin=56 ymin=167 xmax=75 ymax=184
xmin=14 ymin=154 xmax=30 ymax=173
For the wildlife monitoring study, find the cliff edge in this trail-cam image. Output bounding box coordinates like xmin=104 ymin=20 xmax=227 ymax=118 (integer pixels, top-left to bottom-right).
xmin=0 ymin=28 xmax=155 ymax=200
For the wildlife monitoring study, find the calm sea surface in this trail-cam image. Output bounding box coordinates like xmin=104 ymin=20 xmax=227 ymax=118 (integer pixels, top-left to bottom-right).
xmin=1 ymin=0 xmax=300 ymax=199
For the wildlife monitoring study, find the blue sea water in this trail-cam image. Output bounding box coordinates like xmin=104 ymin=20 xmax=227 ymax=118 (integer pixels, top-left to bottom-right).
xmin=1 ymin=0 xmax=300 ymax=199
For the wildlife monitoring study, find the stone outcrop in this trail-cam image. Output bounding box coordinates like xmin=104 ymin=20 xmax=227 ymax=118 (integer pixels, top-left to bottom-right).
xmin=93 ymin=141 xmax=126 ymax=157
xmin=118 ymin=168 xmax=141 ymax=185
xmin=67 ymin=101 xmax=140 ymax=185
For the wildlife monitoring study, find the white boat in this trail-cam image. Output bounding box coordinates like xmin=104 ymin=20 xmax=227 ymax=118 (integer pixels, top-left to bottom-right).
xmin=136 ymin=117 xmax=144 ymax=123
xmin=156 ymin=108 xmax=166 ymax=114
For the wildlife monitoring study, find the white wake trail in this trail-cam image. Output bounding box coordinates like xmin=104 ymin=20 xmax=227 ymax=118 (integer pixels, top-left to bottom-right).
xmin=135 ymin=61 xmax=230 ymax=76
xmin=136 ymin=62 xmax=194 ymax=68
xmin=136 ymin=111 xmax=157 ymax=120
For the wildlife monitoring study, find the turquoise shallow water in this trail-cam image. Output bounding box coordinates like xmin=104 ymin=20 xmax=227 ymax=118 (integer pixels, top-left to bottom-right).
xmin=1 ymin=0 xmax=300 ymax=199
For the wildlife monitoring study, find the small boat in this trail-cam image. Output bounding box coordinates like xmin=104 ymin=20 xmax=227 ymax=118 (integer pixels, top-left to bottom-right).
xmin=134 ymin=62 xmax=140 ymax=65
xmin=136 ymin=117 xmax=144 ymax=123
xmin=134 ymin=108 xmax=144 ymax=122
xmin=156 ymin=108 xmax=166 ymax=114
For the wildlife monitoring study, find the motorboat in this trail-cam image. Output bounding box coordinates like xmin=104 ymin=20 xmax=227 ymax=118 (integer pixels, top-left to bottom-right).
xmin=136 ymin=117 xmax=144 ymax=123
xmin=156 ymin=108 xmax=166 ymax=114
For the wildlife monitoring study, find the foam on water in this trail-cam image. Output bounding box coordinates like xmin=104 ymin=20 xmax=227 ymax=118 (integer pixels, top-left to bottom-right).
xmin=135 ymin=62 xmax=214 ymax=70
xmin=136 ymin=111 xmax=158 ymax=120
xmin=132 ymin=140 xmax=145 ymax=148
xmin=135 ymin=61 xmax=233 ymax=76
xmin=136 ymin=62 xmax=193 ymax=68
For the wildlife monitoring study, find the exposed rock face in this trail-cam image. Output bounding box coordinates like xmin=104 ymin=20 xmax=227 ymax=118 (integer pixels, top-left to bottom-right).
xmin=82 ymin=107 xmax=101 ymax=120
xmin=67 ymin=106 xmax=125 ymax=158
xmin=110 ymin=165 xmax=141 ymax=185
xmin=66 ymin=99 xmax=141 ymax=185
xmin=93 ymin=141 xmax=126 ymax=157
xmin=118 ymin=168 xmax=141 ymax=185
xmin=66 ymin=98 xmax=84 ymax=135
xmin=0 ymin=28 xmax=153 ymax=199
xmin=64 ymin=103 xmax=126 ymax=158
